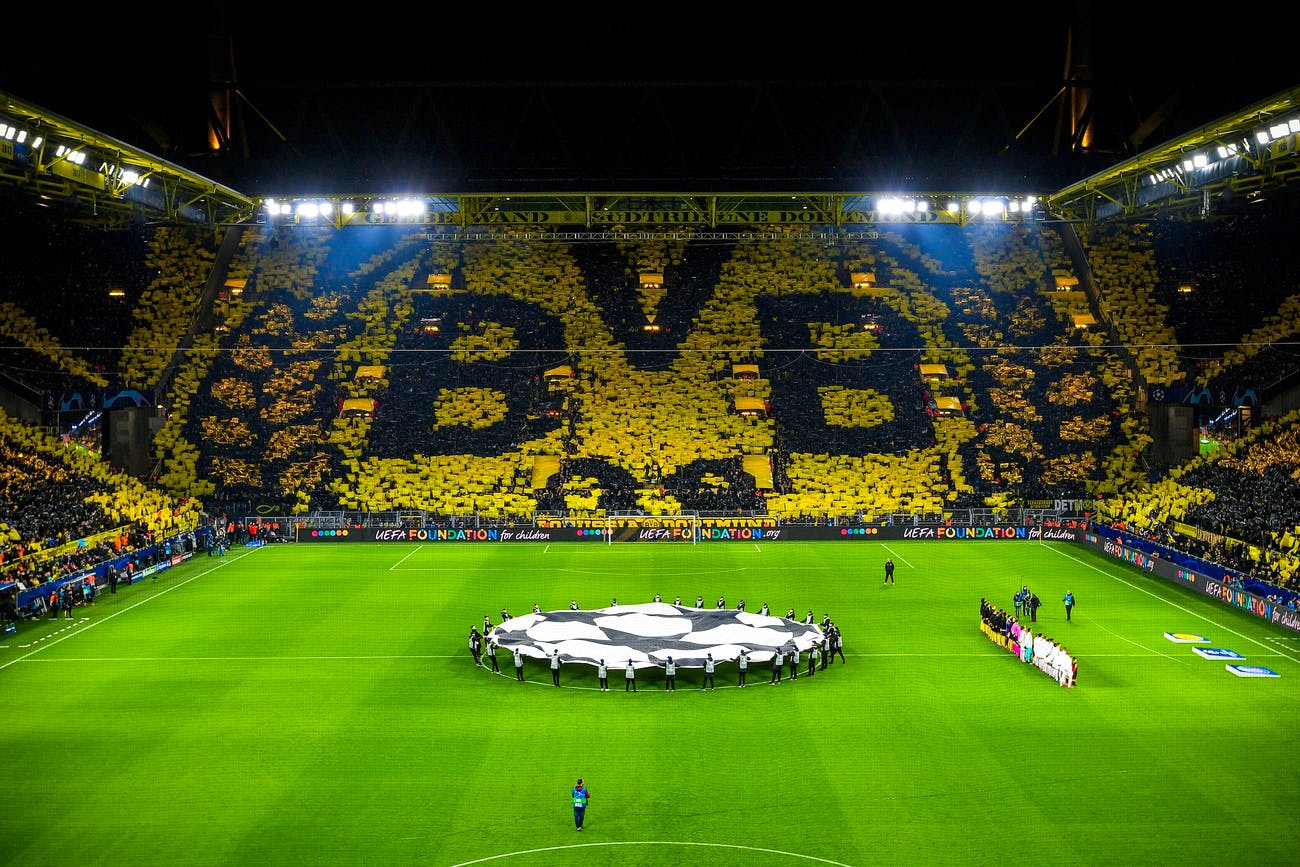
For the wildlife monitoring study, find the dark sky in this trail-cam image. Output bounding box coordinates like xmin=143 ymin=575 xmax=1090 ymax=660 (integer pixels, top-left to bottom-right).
xmin=2 ymin=4 xmax=1296 ymax=194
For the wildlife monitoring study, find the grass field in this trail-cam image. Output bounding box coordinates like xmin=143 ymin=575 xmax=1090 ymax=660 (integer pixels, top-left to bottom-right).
xmin=3 ymin=538 xmax=1297 ymax=867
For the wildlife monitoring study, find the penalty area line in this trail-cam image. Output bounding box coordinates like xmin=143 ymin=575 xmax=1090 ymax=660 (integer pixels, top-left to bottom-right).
xmin=0 ymin=547 xmax=259 ymax=672
xmin=1044 ymin=544 xmax=1300 ymax=666
xmin=389 ymin=544 xmax=423 ymax=571
xmin=881 ymin=544 xmax=912 ymax=569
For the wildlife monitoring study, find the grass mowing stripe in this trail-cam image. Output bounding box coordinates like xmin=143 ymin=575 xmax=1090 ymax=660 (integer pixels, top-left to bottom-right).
xmin=4 ymin=540 xmax=1296 ymax=867
xmin=1045 ymin=542 xmax=1300 ymax=665
xmin=0 ymin=547 xmax=257 ymax=672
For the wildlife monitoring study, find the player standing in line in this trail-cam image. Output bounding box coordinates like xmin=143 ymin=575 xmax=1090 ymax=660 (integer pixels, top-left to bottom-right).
xmin=625 ymin=660 xmax=637 ymax=692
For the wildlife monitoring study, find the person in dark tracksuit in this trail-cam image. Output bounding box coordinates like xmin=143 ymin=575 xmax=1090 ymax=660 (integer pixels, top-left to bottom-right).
xmin=884 ymin=557 xmax=895 ymax=585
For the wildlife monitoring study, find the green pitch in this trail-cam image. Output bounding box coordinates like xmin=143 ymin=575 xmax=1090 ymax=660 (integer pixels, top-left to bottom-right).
xmin=3 ymin=539 xmax=1296 ymax=866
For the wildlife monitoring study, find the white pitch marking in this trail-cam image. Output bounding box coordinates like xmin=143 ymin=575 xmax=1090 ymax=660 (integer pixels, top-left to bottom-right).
xmin=389 ymin=544 xmax=424 ymax=571
xmin=1080 ymin=614 xmax=1186 ymax=665
xmin=448 ymin=840 xmax=857 ymax=867
xmin=881 ymin=544 xmax=912 ymax=568
xmin=0 ymin=548 xmax=257 ymax=671
xmin=1045 ymin=544 xmax=1300 ymax=665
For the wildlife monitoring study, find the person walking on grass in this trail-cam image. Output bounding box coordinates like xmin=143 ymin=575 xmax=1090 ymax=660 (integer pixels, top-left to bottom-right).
xmin=469 ymin=627 xmax=482 ymax=667
xmin=486 ymin=640 xmax=500 ymax=673
xmin=1063 ymin=591 xmax=1076 ymax=622
xmin=571 ymin=778 xmax=590 ymax=831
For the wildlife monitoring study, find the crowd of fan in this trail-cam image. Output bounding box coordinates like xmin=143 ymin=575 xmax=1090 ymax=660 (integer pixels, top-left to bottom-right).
xmin=0 ymin=429 xmax=121 ymax=559
xmin=0 ymin=202 xmax=148 ymax=393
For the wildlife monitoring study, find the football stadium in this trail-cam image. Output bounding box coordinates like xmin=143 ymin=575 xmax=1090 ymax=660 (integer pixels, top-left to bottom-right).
xmin=1 ymin=10 xmax=1299 ymax=867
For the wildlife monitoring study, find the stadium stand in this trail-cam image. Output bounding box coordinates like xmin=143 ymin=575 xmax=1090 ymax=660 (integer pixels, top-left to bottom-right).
xmin=2 ymin=198 xmax=1299 ymax=603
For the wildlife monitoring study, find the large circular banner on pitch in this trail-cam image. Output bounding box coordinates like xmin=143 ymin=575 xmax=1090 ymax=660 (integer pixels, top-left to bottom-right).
xmin=488 ymin=602 xmax=824 ymax=668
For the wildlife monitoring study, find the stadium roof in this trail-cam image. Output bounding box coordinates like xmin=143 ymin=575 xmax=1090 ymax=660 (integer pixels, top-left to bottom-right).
xmin=1 ymin=4 xmax=1297 ymax=225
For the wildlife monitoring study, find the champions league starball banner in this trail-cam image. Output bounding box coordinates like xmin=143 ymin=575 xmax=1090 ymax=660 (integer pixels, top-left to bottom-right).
xmin=489 ymin=603 xmax=824 ymax=668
